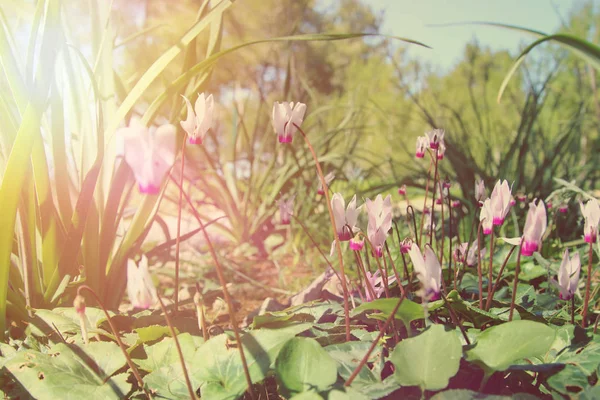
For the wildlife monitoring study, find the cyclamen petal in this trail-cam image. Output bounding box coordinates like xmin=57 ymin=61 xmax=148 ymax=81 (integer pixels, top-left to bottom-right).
xmin=127 ymin=256 xmax=158 ymax=309
xmin=554 ymin=249 xmax=580 ymax=301
xmin=426 ymin=128 xmax=445 ymax=150
xmin=331 ymin=193 xmax=360 ymax=241
xmin=180 ymin=93 xmax=213 ymax=144
xmin=119 ymin=118 xmax=176 ymax=194
xmin=521 ymin=199 xmax=547 ymax=256
xmin=408 ymin=244 xmax=441 ymax=301
xmin=278 ymin=196 xmax=295 ymax=225
xmin=272 ymin=101 xmax=306 ymax=143
xmin=415 ymin=136 xmax=429 ymax=158
xmin=317 ymin=172 xmax=335 ymax=195
xmin=490 ymin=180 xmax=512 ymax=226
xmin=480 ymin=199 xmax=494 ymax=235
xmin=580 ymin=199 xmax=600 ymax=243
xmin=475 ymin=179 xmax=486 ymax=202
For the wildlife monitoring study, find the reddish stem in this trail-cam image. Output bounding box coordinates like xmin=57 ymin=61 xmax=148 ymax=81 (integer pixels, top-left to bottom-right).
xmin=174 ymin=139 xmax=186 ymax=312
xmin=344 ymin=291 xmax=406 ymax=387
xmin=296 ymin=124 xmax=351 ymax=341
xmin=508 ymin=237 xmax=525 ymax=321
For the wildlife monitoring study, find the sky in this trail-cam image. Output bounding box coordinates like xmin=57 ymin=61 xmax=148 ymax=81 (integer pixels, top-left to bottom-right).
xmin=362 ymin=0 xmax=596 ymax=72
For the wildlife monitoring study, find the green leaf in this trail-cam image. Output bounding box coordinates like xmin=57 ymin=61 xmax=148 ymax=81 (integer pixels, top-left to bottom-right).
xmin=134 ymin=325 xmax=175 ymax=344
xmin=195 ymin=324 xmax=311 ymax=398
xmin=275 ymin=337 xmax=338 ymax=395
xmin=390 ymin=324 xmax=462 ymax=391
xmin=325 ymin=341 xmax=380 ymax=386
xmin=134 ymin=333 xmax=203 ymax=372
xmin=430 ymin=389 xmax=538 ymax=399
xmin=465 ymin=320 xmax=555 ymax=374
xmin=496 ymin=32 xmax=600 ymax=102
xmin=4 ymin=342 xmax=130 ymax=400
xmin=351 ymin=298 xmax=441 ymax=328
xmin=289 ymin=391 xmax=325 ymax=400
xmin=327 ymin=388 xmax=369 ymax=400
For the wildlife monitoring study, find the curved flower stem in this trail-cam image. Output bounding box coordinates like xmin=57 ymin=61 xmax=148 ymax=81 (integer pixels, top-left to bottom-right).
xmin=400 ymin=252 xmax=411 ymax=293
xmin=406 ymin=206 xmax=420 ymax=248
xmin=167 ymin=179 xmax=254 ymax=398
xmin=360 ymin=232 xmax=390 ymax=299
xmin=508 ymin=237 xmax=525 ymax=321
xmin=344 ymin=290 xmax=407 ymax=387
xmin=447 ymin=194 xmax=455 ymax=291
xmin=572 ymin=297 xmax=576 ymax=326
xmin=429 ymin=149 xmax=439 ymax=247
xmin=486 ymin=229 xmax=495 ymax=311
xmin=174 ymin=139 xmax=186 ymax=313
xmin=194 ymin=215 xmax=254 ymax=398
xmin=440 ymin=292 xmax=470 ymax=345
xmin=354 ymin=251 xmax=377 ymax=301
xmin=157 ymin=294 xmax=196 ymax=400
xmin=419 ymin=162 xmax=433 ymax=246
xmin=488 ymin=245 xmax=516 ymax=308
xmin=582 ymin=241 xmax=594 ymax=328
xmin=77 ymin=285 xmax=151 ymax=398
xmin=385 ymin=243 xmax=402 ymax=292
xmin=436 ymin=176 xmax=445 ymax=268
xmin=195 ymin=282 xmax=209 ymax=342
xmin=476 ymin=222 xmax=484 ymax=309
xmin=295 ymin=124 xmax=351 ymax=342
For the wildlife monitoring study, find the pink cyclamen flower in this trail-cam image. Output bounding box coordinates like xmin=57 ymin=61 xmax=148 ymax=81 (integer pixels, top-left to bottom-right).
xmin=436 ymin=142 xmax=446 ymax=160
xmin=443 ymin=179 xmax=451 ymax=189
xmin=510 ymin=196 xmax=516 ymax=206
xmin=521 ymin=199 xmax=547 ymax=256
xmin=551 ymin=249 xmax=580 ymax=301
xmin=547 ymin=202 xmax=553 ymax=210
xmin=580 ymin=199 xmax=600 ymax=243
xmin=350 ymin=234 xmax=364 ymax=251
xmin=423 ymin=206 xmax=431 ymax=215
xmin=398 ymin=185 xmax=407 ymax=196
xmin=278 ymin=196 xmax=295 ymax=225
xmin=558 ymin=204 xmax=568 ymax=214
xmin=453 ymin=243 xmax=468 ymax=264
xmin=408 ymin=244 xmax=442 ymax=301
xmin=480 ymin=199 xmax=494 ymax=235
xmin=517 ymin=193 xmax=527 ymax=202
xmin=366 ymin=194 xmax=393 ymax=258
xmin=127 ymin=256 xmax=158 ymax=309
xmin=466 ymin=238 xmax=486 ymax=266
xmin=490 ymin=180 xmax=512 ymax=226
xmin=400 ymin=238 xmax=413 ymax=254
xmin=363 ymin=270 xmax=397 ymax=302
xmin=317 ymin=172 xmax=335 ymax=195
xmin=452 ymin=200 xmax=461 ymax=208
xmin=475 ymin=179 xmax=486 ymax=205
xmin=415 ymin=136 xmax=428 ymax=158
xmin=180 ymin=93 xmax=213 ymax=144
xmin=426 ymin=128 xmax=445 ymax=150
xmin=331 ymin=193 xmax=360 ymax=242
xmin=118 ymin=117 xmax=176 ymax=194
xmin=272 ymin=101 xmax=306 ymax=143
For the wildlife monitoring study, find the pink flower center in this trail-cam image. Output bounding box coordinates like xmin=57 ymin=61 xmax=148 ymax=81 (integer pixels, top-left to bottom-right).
xmin=521 ymin=240 xmax=538 ymax=256
xmin=188 ymin=136 xmax=203 ymax=145
xmin=349 ymin=239 xmax=364 ymax=251
xmin=139 ymin=183 xmax=160 ymax=194
xmin=278 ymin=135 xmax=292 ymax=143
xmin=492 ymin=216 xmax=504 ymax=226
